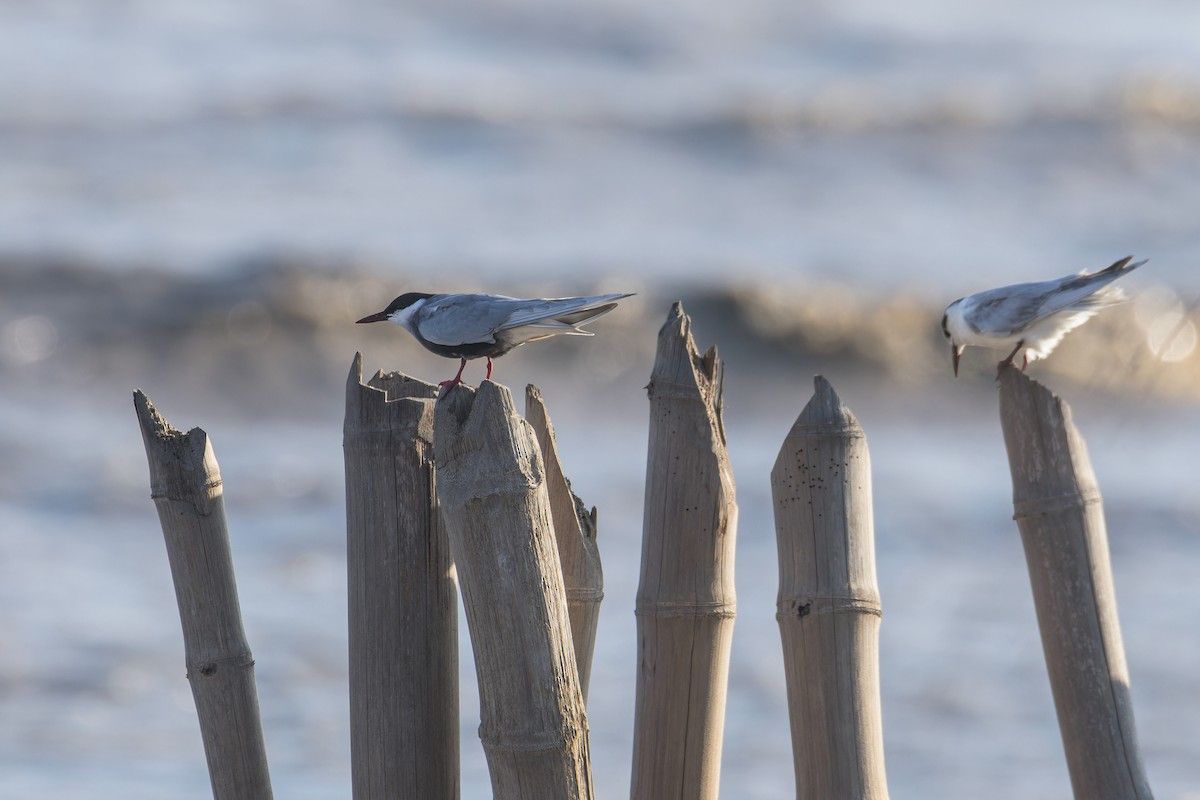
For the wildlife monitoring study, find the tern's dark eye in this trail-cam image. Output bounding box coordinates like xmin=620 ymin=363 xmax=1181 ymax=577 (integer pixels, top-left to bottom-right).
xmin=941 ymin=313 xmax=950 ymax=339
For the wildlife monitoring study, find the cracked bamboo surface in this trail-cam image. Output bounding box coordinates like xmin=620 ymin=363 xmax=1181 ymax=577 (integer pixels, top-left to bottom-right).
xmin=631 ymin=302 xmax=737 ymax=800
xmin=998 ymin=365 xmax=1153 ymax=800
xmin=435 ymin=381 xmax=594 ymax=800
xmin=134 ymin=390 xmax=274 ymax=800
xmin=526 ymin=384 xmax=603 ymax=703
xmin=344 ymin=353 xmax=459 ymax=800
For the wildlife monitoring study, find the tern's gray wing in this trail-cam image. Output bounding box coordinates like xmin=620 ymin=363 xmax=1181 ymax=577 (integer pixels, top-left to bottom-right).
xmin=414 ymin=293 xmax=524 ymax=346
xmin=964 ymin=257 xmax=1143 ymax=337
xmin=498 ymin=293 xmax=632 ymax=331
xmin=1032 ymin=257 xmax=1143 ymax=318
xmin=961 ymin=282 xmax=1062 ymax=337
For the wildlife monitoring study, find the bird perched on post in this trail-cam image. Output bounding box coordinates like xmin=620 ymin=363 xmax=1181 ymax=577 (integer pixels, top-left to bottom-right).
xmin=357 ymin=291 xmax=634 ymax=393
xmin=941 ymin=256 xmax=1146 ymax=376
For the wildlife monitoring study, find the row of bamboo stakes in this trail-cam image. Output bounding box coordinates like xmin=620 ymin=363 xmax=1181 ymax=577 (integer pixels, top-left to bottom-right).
xmin=134 ymin=302 xmax=1155 ymax=800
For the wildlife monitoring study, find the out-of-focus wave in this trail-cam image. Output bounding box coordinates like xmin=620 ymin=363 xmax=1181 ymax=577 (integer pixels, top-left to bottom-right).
xmin=6 ymin=73 xmax=1200 ymax=135
xmin=2 ymin=257 xmax=1196 ymax=405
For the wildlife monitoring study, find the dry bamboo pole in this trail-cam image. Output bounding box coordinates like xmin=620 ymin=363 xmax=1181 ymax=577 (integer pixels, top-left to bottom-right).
xmin=770 ymin=376 xmax=889 ymax=800
xmin=132 ymin=390 xmax=274 ymax=800
xmin=997 ymin=365 xmax=1154 ymax=800
xmin=343 ymin=353 xmax=458 ymax=800
xmin=631 ymin=302 xmax=737 ymax=800
xmin=434 ymin=381 xmax=594 ymax=800
xmin=525 ymin=384 xmax=603 ymax=702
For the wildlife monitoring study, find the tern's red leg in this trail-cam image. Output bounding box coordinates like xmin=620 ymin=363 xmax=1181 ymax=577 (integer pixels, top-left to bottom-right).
xmin=437 ymin=357 xmax=469 ymax=399
xmin=485 ymin=358 xmax=493 ymax=381
xmin=1000 ymin=340 xmax=1024 ymax=370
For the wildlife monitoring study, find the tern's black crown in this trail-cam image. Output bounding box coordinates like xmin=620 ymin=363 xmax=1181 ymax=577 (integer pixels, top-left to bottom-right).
xmin=384 ymin=292 xmax=434 ymax=314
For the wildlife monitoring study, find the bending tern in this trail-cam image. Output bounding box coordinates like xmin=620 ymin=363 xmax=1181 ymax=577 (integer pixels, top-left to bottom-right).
xmin=357 ymin=291 xmax=633 ymax=392
xmin=941 ymin=256 xmax=1146 ymax=376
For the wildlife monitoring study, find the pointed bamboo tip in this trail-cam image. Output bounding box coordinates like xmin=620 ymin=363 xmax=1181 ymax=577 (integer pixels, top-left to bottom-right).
xmin=525 ymin=383 xmax=551 ymax=436
xmin=649 ymin=300 xmax=724 ymax=398
xmin=526 ymin=383 xmax=544 ymax=411
xmin=655 ymin=301 xmax=693 ymax=349
xmin=795 ymin=374 xmax=858 ymax=430
xmin=347 ymin=351 xmax=364 ymax=389
xmin=433 ymin=379 xmax=545 ymax=505
xmin=476 ymin=380 xmax=515 ymax=418
xmin=813 ymin=374 xmax=836 ymax=401
xmin=133 ymin=389 xmax=182 ymax=442
xmin=435 ymin=379 xmax=517 ymax=434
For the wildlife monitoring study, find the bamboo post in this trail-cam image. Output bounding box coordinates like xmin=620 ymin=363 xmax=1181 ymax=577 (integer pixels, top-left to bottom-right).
xmin=133 ymin=390 xmax=274 ymax=800
xmin=343 ymin=353 xmax=458 ymax=800
xmin=997 ymin=365 xmax=1154 ymax=800
xmin=770 ymin=376 xmax=889 ymax=800
xmin=631 ymin=302 xmax=737 ymax=800
xmin=434 ymin=382 xmax=594 ymax=800
xmin=525 ymin=384 xmax=603 ymax=702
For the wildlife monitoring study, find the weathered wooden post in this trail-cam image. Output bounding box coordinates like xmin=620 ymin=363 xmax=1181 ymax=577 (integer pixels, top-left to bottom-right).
xmin=770 ymin=376 xmax=889 ymax=800
xmin=343 ymin=353 xmax=459 ymax=800
xmin=998 ymin=365 xmax=1154 ymax=800
xmin=526 ymin=384 xmax=603 ymax=702
xmin=631 ymin=302 xmax=737 ymax=800
xmin=435 ymin=381 xmax=594 ymax=800
xmin=133 ymin=390 xmax=274 ymax=800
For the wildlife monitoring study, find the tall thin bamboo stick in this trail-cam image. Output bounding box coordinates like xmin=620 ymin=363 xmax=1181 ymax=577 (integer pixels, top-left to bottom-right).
xmin=997 ymin=365 xmax=1154 ymax=800
xmin=771 ymin=376 xmax=889 ymax=800
xmin=631 ymin=302 xmax=737 ymax=800
xmin=343 ymin=353 xmax=459 ymax=800
xmin=434 ymin=382 xmax=594 ymax=800
xmin=133 ymin=390 xmax=274 ymax=800
xmin=525 ymin=384 xmax=603 ymax=703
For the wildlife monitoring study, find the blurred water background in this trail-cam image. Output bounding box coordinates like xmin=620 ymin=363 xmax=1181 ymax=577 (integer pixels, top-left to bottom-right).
xmin=2 ymin=1 xmax=1200 ymax=798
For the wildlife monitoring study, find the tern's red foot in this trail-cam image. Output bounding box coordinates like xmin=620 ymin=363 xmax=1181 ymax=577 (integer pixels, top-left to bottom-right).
xmin=436 ymin=357 xmax=470 ymax=400
xmin=999 ymin=340 xmax=1025 ymax=372
xmin=485 ymin=358 xmax=493 ymax=381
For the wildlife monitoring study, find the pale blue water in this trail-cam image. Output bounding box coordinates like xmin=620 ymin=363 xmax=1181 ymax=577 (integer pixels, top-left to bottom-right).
xmin=2 ymin=2 xmax=1199 ymax=798
xmin=5 ymin=0 xmax=1200 ymax=290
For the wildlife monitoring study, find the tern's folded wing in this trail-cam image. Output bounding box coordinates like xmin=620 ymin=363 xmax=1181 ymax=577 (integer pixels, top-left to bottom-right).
xmin=1033 ymin=268 xmax=1131 ymax=319
xmin=415 ymin=294 xmax=520 ymax=346
xmin=498 ymin=293 xmax=632 ymax=331
xmin=962 ymin=282 xmax=1058 ymax=337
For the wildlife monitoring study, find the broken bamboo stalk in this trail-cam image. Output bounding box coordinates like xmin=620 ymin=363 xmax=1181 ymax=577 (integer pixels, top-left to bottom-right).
xmin=997 ymin=365 xmax=1153 ymax=800
xmin=434 ymin=382 xmax=594 ymax=800
xmin=133 ymin=390 xmax=274 ymax=800
xmin=770 ymin=376 xmax=889 ymax=800
xmin=525 ymin=384 xmax=603 ymax=703
xmin=343 ymin=353 xmax=459 ymax=800
xmin=631 ymin=302 xmax=737 ymax=800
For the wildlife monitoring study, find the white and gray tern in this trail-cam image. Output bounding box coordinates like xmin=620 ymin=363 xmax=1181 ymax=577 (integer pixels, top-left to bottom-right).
xmin=941 ymin=256 xmax=1146 ymax=376
xmin=357 ymin=291 xmax=633 ymax=391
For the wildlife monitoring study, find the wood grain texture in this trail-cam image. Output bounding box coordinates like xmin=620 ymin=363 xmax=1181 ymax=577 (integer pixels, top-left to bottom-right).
xmin=133 ymin=390 xmax=274 ymax=800
xmin=525 ymin=384 xmax=603 ymax=703
xmin=998 ymin=365 xmax=1153 ymax=800
xmin=343 ymin=353 xmax=459 ymax=800
xmin=771 ymin=376 xmax=889 ymax=800
xmin=435 ymin=381 xmax=594 ymax=800
xmin=631 ymin=302 xmax=737 ymax=800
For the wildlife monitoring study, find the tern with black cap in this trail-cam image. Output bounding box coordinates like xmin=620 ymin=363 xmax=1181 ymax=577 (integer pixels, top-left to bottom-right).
xmin=357 ymin=291 xmax=634 ymax=393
